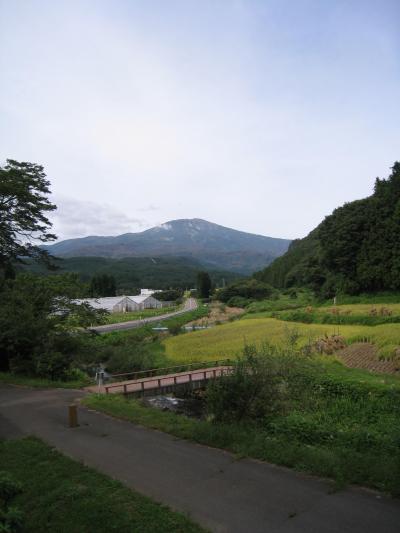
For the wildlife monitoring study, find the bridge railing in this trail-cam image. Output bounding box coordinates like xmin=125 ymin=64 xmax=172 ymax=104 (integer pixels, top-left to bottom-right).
xmin=104 ymin=365 xmax=234 ymax=395
xmin=109 ymin=359 xmax=232 ymax=382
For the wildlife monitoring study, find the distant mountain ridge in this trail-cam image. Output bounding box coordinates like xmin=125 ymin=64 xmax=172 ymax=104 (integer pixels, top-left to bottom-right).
xmin=45 ymin=218 xmax=291 ymax=274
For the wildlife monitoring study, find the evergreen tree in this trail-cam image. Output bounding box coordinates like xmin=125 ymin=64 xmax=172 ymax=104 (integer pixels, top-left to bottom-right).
xmin=89 ymin=274 xmax=116 ymax=297
xmin=197 ymin=271 xmax=212 ymax=298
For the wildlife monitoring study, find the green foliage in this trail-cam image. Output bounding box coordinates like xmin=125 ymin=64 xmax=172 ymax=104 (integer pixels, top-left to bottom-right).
xmin=226 ymin=296 xmax=252 ymax=308
xmin=89 ymin=273 xmax=116 ymax=297
xmin=207 ymin=344 xmax=305 ymax=422
xmin=24 ymin=256 xmax=241 ymax=293
xmin=0 ymin=159 xmax=56 ymax=278
xmin=0 ymin=438 xmax=204 ymax=532
xmin=0 ymin=371 xmax=89 ymax=389
xmin=105 ymin=343 xmax=162 ymax=374
xmin=155 ymin=289 xmax=183 ymax=301
xmin=197 ymin=271 xmax=212 ymax=298
xmin=217 ymin=279 xmax=275 ymax=304
xmin=0 ymin=273 xmax=105 ymax=376
xmin=244 ymin=289 xmax=314 ymax=315
xmin=257 ymin=162 xmax=400 ymax=297
xmin=0 ymin=472 xmax=23 ymax=533
xmin=167 ymin=323 xmax=183 ymax=335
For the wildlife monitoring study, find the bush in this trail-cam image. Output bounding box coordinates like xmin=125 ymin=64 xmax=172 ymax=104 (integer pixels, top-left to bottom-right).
xmin=105 ymin=344 xmax=158 ymax=374
xmin=218 ymin=279 xmax=276 ymax=303
xmin=167 ymin=323 xmax=183 ymax=335
xmin=206 ymin=344 xmax=316 ymax=422
xmin=34 ymin=351 xmax=73 ymax=381
xmin=227 ymin=296 xmax=252 ymax=308
xmin=0 ymin=472 xmax=23 ymax=532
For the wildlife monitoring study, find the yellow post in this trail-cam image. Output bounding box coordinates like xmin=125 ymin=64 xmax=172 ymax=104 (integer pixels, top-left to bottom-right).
xmin=68 ymin=404 xmax=78 ymax=428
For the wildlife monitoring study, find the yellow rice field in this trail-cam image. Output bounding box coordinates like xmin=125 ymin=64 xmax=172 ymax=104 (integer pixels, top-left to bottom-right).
xmin=163 ymin=317 xmax=400 ymax=362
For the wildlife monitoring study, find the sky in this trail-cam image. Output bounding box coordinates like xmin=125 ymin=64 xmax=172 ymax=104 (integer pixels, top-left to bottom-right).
xmin=1 ymin=0 xmax=400 ymax=242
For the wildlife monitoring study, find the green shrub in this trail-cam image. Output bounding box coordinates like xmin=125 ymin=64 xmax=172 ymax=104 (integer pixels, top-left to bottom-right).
xmin=206 ymin=344 xmax=317 ymax=422
xmin=218 ymin=279 xmax=276 ymax=303
xmin=0 ymin=472 xmax=23 ymax=533
xmin=227 ymin=296 xmax=252 ymax=308
xmin=105 ymin=344 xmax=159 ymax=374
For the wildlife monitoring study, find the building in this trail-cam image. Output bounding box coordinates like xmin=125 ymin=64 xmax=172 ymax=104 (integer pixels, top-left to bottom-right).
xmin=140 ymin=289 xmax=161 ymax=296
xmin=74 ymin=294 xmax=163 ymax=313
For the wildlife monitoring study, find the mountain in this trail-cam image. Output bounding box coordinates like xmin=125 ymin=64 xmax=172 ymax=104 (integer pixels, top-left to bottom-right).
xmin=44 ymin=219 xmax=291 ymax=274
xmin=24 ymin=256 xmax=242 ymax=291
xmin=256 ymin=162 xmax=400 ymax=296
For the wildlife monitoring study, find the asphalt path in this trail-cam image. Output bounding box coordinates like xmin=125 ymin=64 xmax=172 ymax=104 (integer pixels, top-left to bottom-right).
xmin=1 ymin=384 xmax=399 ymax=533
xmin=90 ymin=297 xmax=198 ymax=333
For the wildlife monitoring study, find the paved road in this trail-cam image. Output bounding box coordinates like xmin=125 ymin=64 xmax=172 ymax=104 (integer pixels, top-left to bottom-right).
xmin=90 ymin=297 xmax=198 ymax=333
xmin=1 ymin=385 xmax=399 ymax=533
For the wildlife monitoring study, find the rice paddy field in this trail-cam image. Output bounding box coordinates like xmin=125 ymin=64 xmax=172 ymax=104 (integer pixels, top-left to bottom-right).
xmin=163 ymin=317 xmax=400 ymax=362
xmin=315 ymin=303 xmax=400 ymax=316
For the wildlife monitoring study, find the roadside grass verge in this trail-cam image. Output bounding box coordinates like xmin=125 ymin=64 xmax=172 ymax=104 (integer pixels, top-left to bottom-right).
xmin=163 ymin=317 xmax=400 ymax=362
xmin=83 ymin=359 xmax=400 ymax=496
xmin=162 ymin=305 xmax=210 ymax=330
xmin=0 ymin=437 xmax=204 ymax=533
xmin=105 ymin=305 xmax=179 ymax=324
xmin=0 ymin=372 xmax=89 ymax=389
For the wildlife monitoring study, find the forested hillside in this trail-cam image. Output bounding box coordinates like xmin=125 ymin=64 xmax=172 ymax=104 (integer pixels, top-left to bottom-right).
xmin=256 ymin=162 xmax=400 ymax=296
xmin=24 ymin=256 xmax=241 ymax=292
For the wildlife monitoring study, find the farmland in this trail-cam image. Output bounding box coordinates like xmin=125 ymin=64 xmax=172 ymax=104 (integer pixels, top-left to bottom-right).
xmin=163 ymin=316 xmax=400 ymax=363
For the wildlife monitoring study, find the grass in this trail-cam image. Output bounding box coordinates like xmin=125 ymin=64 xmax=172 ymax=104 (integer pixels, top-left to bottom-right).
xmin=163 ymin=317 xmax=400 ymax=362
xmin=105 ymin=305 xmax=179 ymax=324
xmin=244 ymin=290 xmax=314 ymax=317
xmin=83 ymin=357 xmax=400 ymax=496
xmin=0 ymin=437 xmax=204 ymax=533
xmin=0 ymin=372 xmax=89 ymax=389
xmin=317 ymin=303 xmax=400 ymax=315
xmin=330 ymin=292 xmax=400 ymax=305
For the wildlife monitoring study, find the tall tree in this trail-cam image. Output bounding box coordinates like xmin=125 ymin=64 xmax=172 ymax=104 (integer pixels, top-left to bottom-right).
xmin=0 ymin=159 xmax=56 ymax=278
xmin=89 ymin=273 xmax=116 ymax=297
xmin=197 ymin=271 xmax=212 ymax=298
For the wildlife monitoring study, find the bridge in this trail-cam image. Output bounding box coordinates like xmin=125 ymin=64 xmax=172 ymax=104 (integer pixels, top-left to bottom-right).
xmin=88 ymin=359 xmax=233 ymax=397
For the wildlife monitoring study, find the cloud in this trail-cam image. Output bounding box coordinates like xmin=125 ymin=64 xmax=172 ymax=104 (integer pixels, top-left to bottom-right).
xmin=50 ymin=197 xmax=150 ymax=241
xmin=137 ymin=204 xmax=160 ymax=212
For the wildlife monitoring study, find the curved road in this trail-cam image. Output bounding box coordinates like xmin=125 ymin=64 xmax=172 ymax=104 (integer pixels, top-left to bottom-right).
xmin=90 ymin=297 xmax=198 ymax=334
xmin=1 ymin=384 xmax=399 ymax=533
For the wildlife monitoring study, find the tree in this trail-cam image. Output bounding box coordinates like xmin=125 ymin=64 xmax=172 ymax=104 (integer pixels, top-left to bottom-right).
xmin=89 ymin=274 xmax=116 ymax=297
xmin=197 ymin=271 xmax=212 ymax=298
xmin=0 ymin=273 xmax=107 ymax=374
xmin=217 ymin=279 xmax=275 ymax=303
xmin=0 ymin=160 xmax=56 ymax=278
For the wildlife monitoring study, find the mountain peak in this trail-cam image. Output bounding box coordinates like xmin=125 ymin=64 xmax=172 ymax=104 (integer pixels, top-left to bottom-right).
xmin=45 ymin=218 xmax=291 ymax=274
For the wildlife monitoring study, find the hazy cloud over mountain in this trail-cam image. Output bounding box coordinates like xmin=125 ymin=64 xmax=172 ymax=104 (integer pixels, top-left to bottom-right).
xmin=50 ymin=197 xmax=151 ymax=240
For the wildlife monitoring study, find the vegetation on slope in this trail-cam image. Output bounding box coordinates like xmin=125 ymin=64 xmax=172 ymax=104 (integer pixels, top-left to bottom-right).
xmin=256 ymin=162 xmax=400 ymax=297
xmin=24 ymin=255 xmax=241 ymax=293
